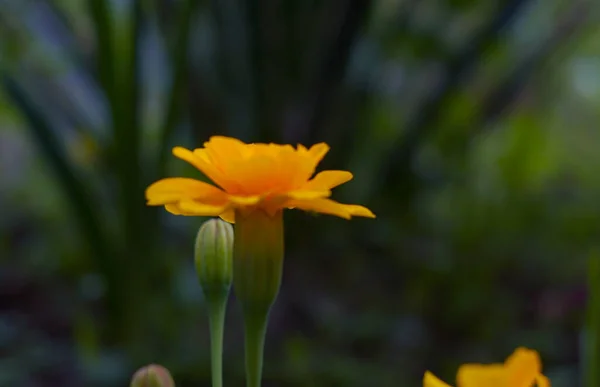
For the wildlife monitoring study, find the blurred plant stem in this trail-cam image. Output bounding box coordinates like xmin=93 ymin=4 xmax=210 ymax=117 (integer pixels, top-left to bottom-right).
xmin=585 ymin=249 xmax=600 ymax=387
xmin=243 ymin=309 xmax=269 ymax=387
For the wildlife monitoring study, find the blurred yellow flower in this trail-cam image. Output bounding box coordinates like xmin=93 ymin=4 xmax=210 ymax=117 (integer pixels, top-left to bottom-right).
xmin=424 ymin=347 xmax=550 ymax=387
xmin=145 ymin=136 xmax=375 ymax=222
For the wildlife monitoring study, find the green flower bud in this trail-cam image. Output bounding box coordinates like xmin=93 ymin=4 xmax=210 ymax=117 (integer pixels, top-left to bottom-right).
xmin=194 ymin=218 xmax=234 ymax=387
xmin=195 ymin=219 xmax=234 ymax=297
xmin=130 ymin=364 xmax=175 ymax=387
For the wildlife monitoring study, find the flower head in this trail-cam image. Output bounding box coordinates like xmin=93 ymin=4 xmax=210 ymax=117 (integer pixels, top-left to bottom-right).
xmin=424 ymin=347 xmax=550 ymax=387
xmin=145 ymin=136 xmax=375 ymax=222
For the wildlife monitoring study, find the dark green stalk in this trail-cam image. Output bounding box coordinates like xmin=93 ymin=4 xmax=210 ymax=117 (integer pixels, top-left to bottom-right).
xmin=109 ymin=0 xmax=146 ymax=346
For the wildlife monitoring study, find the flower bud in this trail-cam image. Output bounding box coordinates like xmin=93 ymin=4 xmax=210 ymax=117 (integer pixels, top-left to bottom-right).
xmin=130 ymin=364 xmax=175 ymax=387
xmin=195 ymin=219 xmax=234 ymax=297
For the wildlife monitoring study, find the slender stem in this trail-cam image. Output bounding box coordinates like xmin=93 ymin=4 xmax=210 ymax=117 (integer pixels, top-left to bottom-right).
xmin=243 ymin=309 xmax=269 ymax=387
xmin=586 ymin=249 xmax=600 ymax=387
xmin=206 ymin=294 xmax=228 ymax=387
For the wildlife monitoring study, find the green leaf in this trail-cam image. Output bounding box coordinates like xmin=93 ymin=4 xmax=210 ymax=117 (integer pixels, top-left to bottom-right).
xmin=1 ymin=74 xmax=122 ymax=334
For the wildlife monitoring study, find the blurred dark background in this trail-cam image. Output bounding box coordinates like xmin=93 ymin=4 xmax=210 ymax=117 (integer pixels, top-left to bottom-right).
xmin=1 ymin=0 xmax=598 ymax=386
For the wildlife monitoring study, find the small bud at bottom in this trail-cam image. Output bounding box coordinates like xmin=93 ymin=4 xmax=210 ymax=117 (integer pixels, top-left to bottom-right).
xmin=130 ymin=364 xmax=175 ymax=387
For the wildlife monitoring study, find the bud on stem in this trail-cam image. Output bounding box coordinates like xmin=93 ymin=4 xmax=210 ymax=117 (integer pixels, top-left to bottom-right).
xmin=233 ymin=209 xmax=284 ymax=387
xmin=130 ymin=364 xmax=175 ymax=387
xmin=195 ymin=219 xmax=234 ymax=387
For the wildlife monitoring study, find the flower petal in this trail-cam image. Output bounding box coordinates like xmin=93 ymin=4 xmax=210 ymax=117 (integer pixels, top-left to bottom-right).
xmin=286 ymin=198 xmax=374 ymax=219
xmin=219 ymin=208 xmax=235 ymax=224
xmin=345 ymin=204 xmax=376 ymax=218
xmin=456 ymin=364 xmax=506 ymax=387
xmin=204 ymin=136 xmax=246 ymax=168
xmin=308 ymin=143 xmax=329 ymax=163
xmin=423 ymin=371 xmax=452 ymax=387
xmin=504 ymin=348 xmax=543 ymax=387
xmin=165 ymin=203 xmax=186 ymax=215
xmin=164 ymin=202 xmax=224 ymax=217
xmin=145 ymin=178 xmax=225 ymax=205
xmin=228 ymin=195 xmax=262 ymax=206
xmin=304 ymin=170 xmax=353 ymax=190
xmin=177 ymin=200 xmax=228 ymax=216
xmin=205 ymin=136 xmax=246 ymax=154
xmin=286 ymin=190 xmax=331 ymax=200
xmin=173 ymin=147 xmax=231 ymax=190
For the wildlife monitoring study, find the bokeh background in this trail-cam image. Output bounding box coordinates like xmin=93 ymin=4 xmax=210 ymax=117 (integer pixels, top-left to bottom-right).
xmin=1 ymin=0 xmax=599 ymax=386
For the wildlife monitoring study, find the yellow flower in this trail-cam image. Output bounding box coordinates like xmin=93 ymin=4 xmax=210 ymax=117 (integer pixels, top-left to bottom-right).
xmin=145 ymin=136 xmax=375 ymax=222
xmin=424 ymin=347 xmax=550 ymax=387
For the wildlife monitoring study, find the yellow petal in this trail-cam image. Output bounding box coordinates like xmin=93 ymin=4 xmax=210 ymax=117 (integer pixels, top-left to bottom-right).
xmin=304 ymin=170 xmax=353 ymax=190
xmin=308 ymin=143 xmax=330 ymax=163
xmin=457 ymin=364 xmax=506 ymax=387
xmin=345 ymin=204 xmax=376 ymax=218
xmin=165 ymin=203 xmax=186 ymax=215
xmin=172 ymin=147 xmax=231 ymax=190
xmin=204 ymin=136 xmax=246 ymax=168
xmin=228 ymin=195 xmax=262 ymax=206
xmin=165 ymin=202 xmax=221 ymax=217
xmin=177 ymin=200 xmax=228 ymax=216
xmin=145 ymin=178 xmax=225 ymax=205
xmin=205 ymin=136 xmax=246 ymax=155
xmin=223 ymin=153 xmax=282 ymax=195
xmin=286 ymin=190 xmax=331 ymax=200
xmin=219 ymin=208 xmax=235 ymax=224
xmin=504 ymin=348 xmax=543 ymax=387
xmin=423 ymin=371 xmax=453 ymax=387
xmin=173 ymin=146 xmax=205 ymax=171
xmin=286 ymin=198 xmax=374 ymax=219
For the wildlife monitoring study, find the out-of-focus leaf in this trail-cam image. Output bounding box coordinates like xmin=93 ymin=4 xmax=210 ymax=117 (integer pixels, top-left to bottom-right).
xmin=1 ymin=74 xmax=122 ymax=335
xmin=157 ymin=0 xmax=198 ymax=176
xmin=88 ymin=0 xmax=115 ymax=101
xmin=2 ymin=76 xmax=109 ymax=264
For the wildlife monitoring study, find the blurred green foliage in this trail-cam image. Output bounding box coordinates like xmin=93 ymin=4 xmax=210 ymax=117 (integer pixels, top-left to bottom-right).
xmin=0 ymin=0 xmax=599 ymax=386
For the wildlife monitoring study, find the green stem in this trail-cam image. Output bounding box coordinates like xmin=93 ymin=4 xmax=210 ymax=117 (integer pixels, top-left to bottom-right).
xmin=243 ymin=309 xmax=269 ymax=387
xmin=207 ymin=295 xmax=228 ymax=387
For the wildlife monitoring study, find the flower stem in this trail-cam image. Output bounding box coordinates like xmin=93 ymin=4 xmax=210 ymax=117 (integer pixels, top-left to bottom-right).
xmin=207 ymin=294 xmax=228 ymax=387
xmin=243 ymin=308 xmax=269 ymax=387
xmin=232 ymin=210 xmax=283 ymax=387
